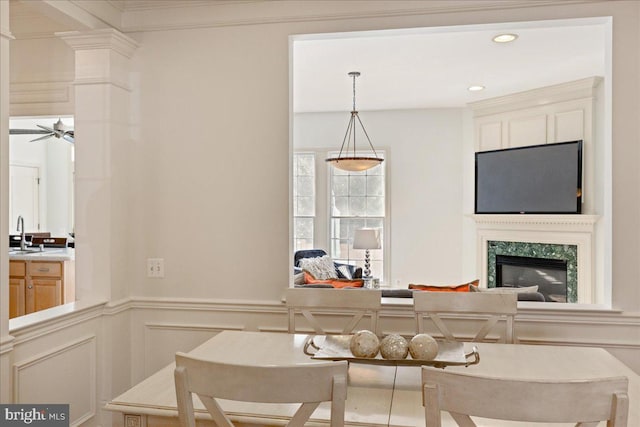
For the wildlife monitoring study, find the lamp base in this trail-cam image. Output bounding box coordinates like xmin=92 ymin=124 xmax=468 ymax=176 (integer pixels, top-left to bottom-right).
xmin=363 ymin=249 xmax=371 ymax=277
xmin=363 ymin=277 xmax=379 ymax=289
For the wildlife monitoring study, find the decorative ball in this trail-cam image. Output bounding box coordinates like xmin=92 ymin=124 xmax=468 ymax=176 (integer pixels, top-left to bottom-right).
xmin=380 ymin=334 xmax=409 ymax=360
xmin=349 ymin=330 xmax=380 ymax=358
xmin=409 ymin=334 xmax=439 ymax=360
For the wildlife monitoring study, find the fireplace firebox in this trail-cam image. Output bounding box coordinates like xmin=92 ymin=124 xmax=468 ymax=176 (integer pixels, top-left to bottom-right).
xmin=496 ymin=255 xmax=568 ymax=302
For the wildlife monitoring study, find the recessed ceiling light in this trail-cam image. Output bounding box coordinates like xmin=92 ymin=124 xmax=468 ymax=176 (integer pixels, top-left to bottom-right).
xmin=468 ymin=85 xmax=485 ymax=92
xmin=492 ymin=33 xmax=518 ymax=43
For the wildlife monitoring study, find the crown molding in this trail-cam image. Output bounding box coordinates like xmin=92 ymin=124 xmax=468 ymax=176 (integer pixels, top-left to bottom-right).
xmin=8 ymin=0 xmax=601 ymax=37
xmin=56 ymin=28 xmax=139 ymax=58
xmin=119 ymin=0 xmax=598 ymax=33
xmin=468 ymin=76 xmax=603 ymax=117
xmin=122 ymin=0 xmax=260 ymax=11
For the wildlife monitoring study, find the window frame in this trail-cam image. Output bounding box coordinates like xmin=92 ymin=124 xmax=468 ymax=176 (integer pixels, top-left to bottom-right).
xmin=292 ymin=148 xmax=390 ymax=284
xmin=292 ymin=152 xmax=316 ymax=252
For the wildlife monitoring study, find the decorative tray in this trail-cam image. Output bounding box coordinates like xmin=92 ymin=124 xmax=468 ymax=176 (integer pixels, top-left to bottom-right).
xmin=303 ymin=334 xmax=479 ymax=368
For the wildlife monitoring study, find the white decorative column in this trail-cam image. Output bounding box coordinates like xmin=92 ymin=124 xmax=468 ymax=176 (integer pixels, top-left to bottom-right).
xmin=58 ymin=29 xmax=139 ymax=301
xmin=0 ymin=0 xmax=15 ymax=403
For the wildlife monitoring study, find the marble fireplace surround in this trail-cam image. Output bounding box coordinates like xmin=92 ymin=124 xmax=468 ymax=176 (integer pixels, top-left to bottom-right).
xmin=473 ymin=214 xmax=600 ymax=304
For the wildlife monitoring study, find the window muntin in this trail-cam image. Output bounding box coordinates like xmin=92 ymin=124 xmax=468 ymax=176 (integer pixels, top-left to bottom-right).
xmin=293 ymin=153 xmax=315 ymax=251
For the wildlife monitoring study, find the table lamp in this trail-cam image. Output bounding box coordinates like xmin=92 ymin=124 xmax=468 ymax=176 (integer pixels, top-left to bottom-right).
xmin=353 ymin=228 xmax=380 ymax=278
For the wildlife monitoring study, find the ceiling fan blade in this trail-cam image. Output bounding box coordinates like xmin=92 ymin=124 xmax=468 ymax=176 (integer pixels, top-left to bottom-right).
xmin=10 ymin=129 xmax=50 ymax=135
xmin=10 ymin=121 xmax=74 ymax=144
xmin=37 ymin=124 xmax=54 ymax=132
xmin=30 ymin=133 xmax=54 ymax=142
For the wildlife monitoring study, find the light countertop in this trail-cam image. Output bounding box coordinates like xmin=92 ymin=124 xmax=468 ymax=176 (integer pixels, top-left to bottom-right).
xmin=9 ymin=247 xmax=75 ymax=261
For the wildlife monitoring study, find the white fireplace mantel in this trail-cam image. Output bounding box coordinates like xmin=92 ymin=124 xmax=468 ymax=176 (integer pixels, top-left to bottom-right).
xmin=471 ymin=214 xmax=600 ymax=304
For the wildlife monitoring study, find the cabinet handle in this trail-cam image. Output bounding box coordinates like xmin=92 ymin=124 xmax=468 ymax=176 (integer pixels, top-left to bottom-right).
xmin=28 ymin=285 xmax=33 ymax=289
xmin=37 ymin=268 xmax=50 ymax=272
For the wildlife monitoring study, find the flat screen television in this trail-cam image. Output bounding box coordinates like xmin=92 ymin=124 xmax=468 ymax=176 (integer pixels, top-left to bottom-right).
xmin=475 ymin=140 xmax=583 ymax=214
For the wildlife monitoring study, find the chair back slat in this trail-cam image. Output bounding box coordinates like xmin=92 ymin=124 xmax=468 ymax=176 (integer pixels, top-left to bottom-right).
xmin=413 ymin=292 xmax=517 ymax=314
xmin=414 ymin=292 xmax=518 ymax=343
xmin=422 ymin=367 xmax=629 ymax=426
xmin=175 ymin=352 xmax=348 ymax=427
xmin=286 ymin=288 xmax=381 ymax=335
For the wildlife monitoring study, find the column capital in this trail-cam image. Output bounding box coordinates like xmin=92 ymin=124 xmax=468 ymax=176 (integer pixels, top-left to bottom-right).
xmin=56 ymin=28 xmax=139 ymax=59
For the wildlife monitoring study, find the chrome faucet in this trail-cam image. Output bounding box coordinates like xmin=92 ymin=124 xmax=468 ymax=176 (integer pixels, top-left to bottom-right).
xmin=16 ymin=215 xmax=31 ymax=251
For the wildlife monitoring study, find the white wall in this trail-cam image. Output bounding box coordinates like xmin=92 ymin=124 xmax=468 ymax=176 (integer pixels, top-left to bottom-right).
xmin=125 ymin=2 xmax=640 ymax=308
xmin=1 ymin=1 xmax=639 ymax=424
xmin=128 ymin=25 xmax=291 ymax=301
xmin=295 ymin=109 xmax=470 ymax=285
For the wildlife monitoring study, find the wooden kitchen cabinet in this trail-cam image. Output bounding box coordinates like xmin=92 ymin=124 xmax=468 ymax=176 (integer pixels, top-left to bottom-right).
xmin=9 ymin=261 xmax=26 ymax=318
xmin=9 ymin=259 xmax=75 ymax=319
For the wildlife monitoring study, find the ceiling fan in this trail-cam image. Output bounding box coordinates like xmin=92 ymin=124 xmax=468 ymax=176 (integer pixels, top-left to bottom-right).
xmin=9 ymin=118 xmax=74 ymax=143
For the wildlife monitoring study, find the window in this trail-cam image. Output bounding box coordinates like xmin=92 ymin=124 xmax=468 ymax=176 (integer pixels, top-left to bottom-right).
xmin=293 ymin=153 xmax=315 ymax=251
xmin=292 ymin=150 xmax=388 ymax=282
xmin=329 ymin=151 xmax=386 ymax=280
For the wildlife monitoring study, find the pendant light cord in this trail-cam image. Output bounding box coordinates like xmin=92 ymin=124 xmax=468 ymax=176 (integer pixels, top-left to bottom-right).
xmin=352 ymin=72 xmax=357 ymax=112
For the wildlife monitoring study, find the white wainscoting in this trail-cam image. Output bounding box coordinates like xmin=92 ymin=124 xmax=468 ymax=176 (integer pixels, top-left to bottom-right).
xmin=128 ymin=297 xmax=640 ymax=377
xmin=142 ymin=323 xmax=241 ymax=377
xmin=4 ymin=296 xmax=639 ymax=427
xmin=13 ymin=335 xmax=96 ymax=425
xmin=7 ymin=301 xmax=125 ymax=427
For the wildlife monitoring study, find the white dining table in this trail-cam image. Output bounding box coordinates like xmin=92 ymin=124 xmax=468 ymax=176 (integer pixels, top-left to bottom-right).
xmin=105 ymin=330 xmax=639 ymax=427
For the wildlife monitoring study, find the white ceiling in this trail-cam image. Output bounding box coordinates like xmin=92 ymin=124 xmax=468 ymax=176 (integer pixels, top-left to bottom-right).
xmin=293 ymin=17 xmax=607 ymax=112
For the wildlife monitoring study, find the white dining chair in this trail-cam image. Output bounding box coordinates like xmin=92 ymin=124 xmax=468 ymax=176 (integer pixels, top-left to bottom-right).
xmin=413 ymin=292 xmax=518 ymax=343
xmin=422 ymin=366 xmax=629 ymax=427
xmin=286 ymin=288 xmax=382 ymax=335
xmin=175 ymin=352 xmax=348 ymax=427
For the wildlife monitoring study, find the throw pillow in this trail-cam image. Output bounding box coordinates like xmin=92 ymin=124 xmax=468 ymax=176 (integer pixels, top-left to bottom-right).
xmin=337 ymin=264 xmax=354 ymax=280
xmin=293 ymin=272 xmax=305 ymax=285
xmin=303 ymin=271 xmax=364 ymax=288
xmin=470 ymin=284 xmax=539 ymax=294
xmin=303 ymin=271 xmax=333 ymax=284
xmin=331 ymin=279 xmax=364 ymax=288
xmin=299 ymin=255 xmax=338 ymax=280
xmin=408 ymin=279 xmax=479 ymax=292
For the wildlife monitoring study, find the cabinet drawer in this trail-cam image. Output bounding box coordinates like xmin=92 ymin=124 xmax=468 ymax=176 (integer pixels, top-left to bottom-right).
xmin=10 ymin=261 xmax=26 ymax=277
xmin=28 ymin=262 xmax=62 ymax=278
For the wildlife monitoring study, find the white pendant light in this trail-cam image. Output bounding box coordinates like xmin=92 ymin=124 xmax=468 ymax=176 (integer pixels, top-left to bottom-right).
xmin=326 ymin=71 xmax=384 ymax=172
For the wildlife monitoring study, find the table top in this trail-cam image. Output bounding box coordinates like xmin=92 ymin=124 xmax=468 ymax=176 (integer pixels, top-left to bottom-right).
xmin=106 ymin=330 xmax=639 ymax=427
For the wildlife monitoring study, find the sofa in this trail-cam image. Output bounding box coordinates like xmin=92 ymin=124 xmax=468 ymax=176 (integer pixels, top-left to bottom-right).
xmin=294 ymin=249 xmax=363 ymax=279
xmin=293 ymin=252 xmax=545 ymax=301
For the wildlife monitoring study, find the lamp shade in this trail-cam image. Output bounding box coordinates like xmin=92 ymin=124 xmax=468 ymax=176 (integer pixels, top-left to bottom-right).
xmin=353 ymin=228 xmax=381 ymax=250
